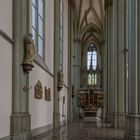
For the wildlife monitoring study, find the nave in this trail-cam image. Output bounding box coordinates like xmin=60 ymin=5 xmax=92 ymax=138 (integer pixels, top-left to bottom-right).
xmin=33 ymin=120 xmax=124 ymax=140
xmin=1 ymin=0 xmax=140 ymax=139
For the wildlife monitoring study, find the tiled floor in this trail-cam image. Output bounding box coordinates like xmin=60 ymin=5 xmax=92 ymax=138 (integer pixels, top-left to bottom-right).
xmin=32 ymin=118 xmax=124 ymax=140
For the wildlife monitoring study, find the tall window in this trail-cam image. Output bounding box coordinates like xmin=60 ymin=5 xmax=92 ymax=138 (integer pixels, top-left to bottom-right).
xmin=87 ymin=44 xmax=97 ymax=70
xmin=87 ymin=43 xmax=98 ymax=86
xmin=32 ymin=0 xmax=45 ymax=58
xmin=88 ymin=74 xmax=97 ymax=85
xmin=59 ymin=0 xmax=64 ymax=70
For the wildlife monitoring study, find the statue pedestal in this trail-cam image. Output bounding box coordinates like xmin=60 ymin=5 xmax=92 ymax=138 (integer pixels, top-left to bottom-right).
xmin=22 ymin=63 xmax=34 ymax=73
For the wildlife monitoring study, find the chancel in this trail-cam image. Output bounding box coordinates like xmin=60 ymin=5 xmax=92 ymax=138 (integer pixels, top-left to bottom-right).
xmin=0 ymin=0 xmax=140 ymax=140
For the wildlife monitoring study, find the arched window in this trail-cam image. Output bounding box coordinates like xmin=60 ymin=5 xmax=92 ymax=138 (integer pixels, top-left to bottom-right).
xmin=88 ymin=74 xmax=97 ymax=85
xmin=87 ymin=43 xmax=98 ymax=86
xmin=87 ymin=43 xmax=97 ymax=70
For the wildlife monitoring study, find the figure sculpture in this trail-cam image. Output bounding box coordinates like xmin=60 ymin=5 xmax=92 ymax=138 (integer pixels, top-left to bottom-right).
xmin=22 ymin=33 xmax=35 ymax=73
xmin=24 ymin=33 xmax=35 ymax=64
xmin=57 ymin=70 xmax=64 ymax=91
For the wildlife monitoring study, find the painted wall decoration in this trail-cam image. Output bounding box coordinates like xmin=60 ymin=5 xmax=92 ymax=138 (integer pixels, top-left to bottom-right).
xmin=34 ymin=80 xmax=43 ymax=99
xmin=45 ymin=87 xmax=51 ymax=101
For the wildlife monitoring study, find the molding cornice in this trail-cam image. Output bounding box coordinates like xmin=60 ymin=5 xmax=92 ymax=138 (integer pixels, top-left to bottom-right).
xmin=34 ymin=54 xmax=55 ymax=78
xmin=0 ymin=29 xmax=14 ymax=45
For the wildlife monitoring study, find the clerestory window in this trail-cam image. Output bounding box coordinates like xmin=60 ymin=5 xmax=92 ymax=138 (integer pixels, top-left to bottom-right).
xmin=32 ymin=0 xmax=45 ymax=58
xmin=87 ymin=43 xmax=97 ymax=70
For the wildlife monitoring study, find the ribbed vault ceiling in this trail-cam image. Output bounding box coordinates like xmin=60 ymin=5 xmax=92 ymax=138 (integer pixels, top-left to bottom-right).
xmin=72 ymin=0 xmax=105 ymax=43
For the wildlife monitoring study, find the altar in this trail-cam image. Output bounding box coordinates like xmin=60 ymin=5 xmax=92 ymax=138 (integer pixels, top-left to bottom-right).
xmin=77 ymin=89 xmax=104 ymax=117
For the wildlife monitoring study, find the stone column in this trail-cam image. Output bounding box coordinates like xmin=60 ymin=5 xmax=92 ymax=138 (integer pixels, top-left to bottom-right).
xmin=10 ymin=0 xmax=31 ymax=140
xmin=125 ymin=0 xmax=140 ymax=139
xmin=104 ymin=2 xmax=112 ymax=123
xmin=67 ymin=0 xmax=73 ymax=122
xmin=103 ymin=5 xmax=107 ymax=120
xmin=53 ymin=0 xmax=61 ymax=128
xmin=72 ymin=38 xmax=81 ymax=120
xmin=111 ymin=0 xmax=125 ymax=128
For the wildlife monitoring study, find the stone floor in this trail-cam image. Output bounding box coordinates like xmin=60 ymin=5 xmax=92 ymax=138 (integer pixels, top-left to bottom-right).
xmin=32 ymin=118 xmax=124 ymax=140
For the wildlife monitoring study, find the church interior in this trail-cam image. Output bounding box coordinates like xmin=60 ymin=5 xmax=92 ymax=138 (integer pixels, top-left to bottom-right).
xmin=0 ymin=0 xmax=140 ymax=139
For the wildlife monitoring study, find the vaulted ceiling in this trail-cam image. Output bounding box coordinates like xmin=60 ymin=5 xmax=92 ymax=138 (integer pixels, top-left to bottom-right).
xmin=72 ymin=0 xmax=105 ymax=45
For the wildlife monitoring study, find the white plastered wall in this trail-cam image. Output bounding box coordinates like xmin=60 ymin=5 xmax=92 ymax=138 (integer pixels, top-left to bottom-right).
xmin=0 ymin=37 xmax=12 ymax=138
xmin=0 ymin=0 xmax=12 ymax=37
xmin=29 ymin=0 xmax=54 ymax=130
xmin=0 ymin=0 xmax=12 ymax=138
xmin=29 ymin=64 xmax=54 ymax=129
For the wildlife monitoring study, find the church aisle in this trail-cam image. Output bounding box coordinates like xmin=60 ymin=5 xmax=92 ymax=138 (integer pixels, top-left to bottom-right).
xmin=32 ymin=120 xmax=124 ymax=140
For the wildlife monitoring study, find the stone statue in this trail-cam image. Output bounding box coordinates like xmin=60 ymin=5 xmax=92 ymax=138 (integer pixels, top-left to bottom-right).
xmin=57 ymin=70 xmax=64 ymax=91
xmin=24 ymin=33 xmax=35 ymax=64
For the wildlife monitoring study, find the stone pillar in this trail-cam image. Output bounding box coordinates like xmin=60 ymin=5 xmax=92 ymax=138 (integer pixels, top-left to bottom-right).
xmin=103 ymin=6 xmax=107 ymax=120
xmin=104 ymin=2 xmax=112 ymax=123
xmin=111 ymin=0 xmax=125 ymax=128
xmin=125 ymin=0 xmax=140 ymax=139
xmin=53 ymin=0 xmax=61 ymax=128
xmin=72 ymin=39 xmax=81 ymax=120
xmin=67 ymin=0 xmax=73 ymax=122
xmin=124 ymin=0 xmax=128 ymax=114
xmin=10 ymin=0 xmax=31 ymax=140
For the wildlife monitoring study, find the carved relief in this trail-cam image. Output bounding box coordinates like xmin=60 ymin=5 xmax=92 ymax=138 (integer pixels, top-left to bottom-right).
xmin=34 ymin=80 xmax=43 ymax=99
xmin=45 ymin=87 xmax=51 ymax=101
xmin=22 ymin=33 xmax=35 ymax=73
xmin=77 ymin=90 xmax=104 ymax=111
xmin=57 ymin=70 xmax=64 ymax=91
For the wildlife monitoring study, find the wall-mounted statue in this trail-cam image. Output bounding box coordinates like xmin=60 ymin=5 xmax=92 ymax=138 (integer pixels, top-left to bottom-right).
xmin=45 ymin=87 xmax=51 ymax=101
xmin=34 ymin=80 xmax=43 ymax=99
xmin=57 ymin=70 xmax=64 ymax=91
xmin=22 ymin=33 xmax=35 ymax=73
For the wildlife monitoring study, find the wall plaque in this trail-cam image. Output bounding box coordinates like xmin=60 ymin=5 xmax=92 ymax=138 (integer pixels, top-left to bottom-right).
xmin=45 ymin=87 xmax=51 ymax=101
xmin=34 ymin=80 xmax=43 ymax=99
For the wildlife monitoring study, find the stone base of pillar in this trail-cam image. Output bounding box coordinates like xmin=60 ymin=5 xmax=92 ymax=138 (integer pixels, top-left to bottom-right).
xmin=53 ymin=112 xmax=60 ymax=129
xmin=104 ymin=112 xmax=111 ymax=123
xmin=10 ymin=113 xmax=31 ymax=140
xmin=111 ymin=112 xmax=125 ymax=128
xmin=67 ymin=112 xmax=73 ymax=122
xmin=124 ymin=114 xmax=140 ymax=140
xmin=125 ymin=135 xmax=140 ymax=140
